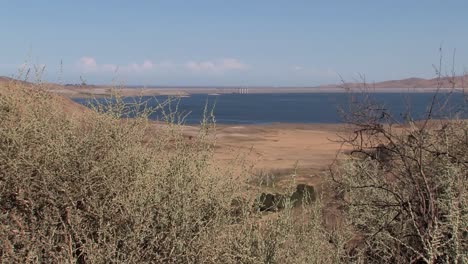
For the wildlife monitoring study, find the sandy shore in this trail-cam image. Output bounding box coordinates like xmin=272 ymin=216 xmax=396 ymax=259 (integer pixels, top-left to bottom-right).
xmin=214 ymin=123 xmax=347 ymax=170
xmin=172 ymin=123 xmax=350 ymax=188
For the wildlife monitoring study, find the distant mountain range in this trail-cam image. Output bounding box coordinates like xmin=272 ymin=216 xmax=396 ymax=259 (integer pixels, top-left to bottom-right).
xmin=316 ymin=75 xmax=468 ymax=89
xmin=1 ymin=75 xmax=467 ymax=89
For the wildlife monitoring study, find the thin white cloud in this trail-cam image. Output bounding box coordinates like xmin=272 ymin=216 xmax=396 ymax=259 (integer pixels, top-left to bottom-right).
xmin=76 ymin=57 xmax=160 ymax=74
xmin=76 ymin=56 xmax=247 ymax=75
xmin=78 ymin=57 xmax=98 ymax=72
xmin=185 ymin=58 xmax=248 ymax=73
xmin=127 ymin=60 xmax=154 ymax=72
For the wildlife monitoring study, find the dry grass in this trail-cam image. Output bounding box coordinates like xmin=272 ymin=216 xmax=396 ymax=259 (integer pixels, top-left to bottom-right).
xmin=0 ymin=80 xmax=345 ymax=263
xmin=2 ymin=70 xmax=464 ymax=263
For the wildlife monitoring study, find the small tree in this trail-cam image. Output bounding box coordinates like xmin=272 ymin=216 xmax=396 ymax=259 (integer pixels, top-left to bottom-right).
xmin=331 ymin=69 xmax=467 ymax=263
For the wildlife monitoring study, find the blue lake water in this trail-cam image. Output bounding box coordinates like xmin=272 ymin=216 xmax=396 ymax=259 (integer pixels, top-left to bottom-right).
xmin=73 ymin=92 xmax=466 ymax=124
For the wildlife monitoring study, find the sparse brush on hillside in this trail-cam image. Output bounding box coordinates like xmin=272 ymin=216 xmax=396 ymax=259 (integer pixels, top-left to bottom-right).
xmin=330 ymin=71 xmax=467 ymax=263
xmin=0 ymin=78 xmax=345 ymax=263
xmin=4 ymin=62 xmax=464 ymax=264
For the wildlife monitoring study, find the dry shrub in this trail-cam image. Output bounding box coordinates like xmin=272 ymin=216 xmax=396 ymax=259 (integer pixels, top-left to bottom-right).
xmin=0 ymin=80 xmax=344 ymax=263
xmin=331 ymin=84 xmax=467 ymax=263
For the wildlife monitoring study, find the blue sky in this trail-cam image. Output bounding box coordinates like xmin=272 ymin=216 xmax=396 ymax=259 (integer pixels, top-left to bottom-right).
xmin=1 ymin=1 xmax=468 ymax=86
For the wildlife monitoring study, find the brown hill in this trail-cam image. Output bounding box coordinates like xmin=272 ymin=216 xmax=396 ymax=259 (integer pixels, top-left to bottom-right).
xmin=318 ymin=75 xmax=468 ymax=89
xmin=0 ymin=77 xmax=89 ymax=115
xmin=1 ymin=75 xmax=467 ymax=99
xmin=0 ymin=76 xmax=33 ymax=87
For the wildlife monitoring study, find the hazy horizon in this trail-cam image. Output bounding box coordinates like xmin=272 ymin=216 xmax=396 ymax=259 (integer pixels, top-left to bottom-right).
xmin=1 ymin=1 xmax=468 ymax=86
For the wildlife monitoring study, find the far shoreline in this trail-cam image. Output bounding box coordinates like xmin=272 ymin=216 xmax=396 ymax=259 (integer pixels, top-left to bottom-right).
xmin=52 ymin=86 xmax=464 ymax=98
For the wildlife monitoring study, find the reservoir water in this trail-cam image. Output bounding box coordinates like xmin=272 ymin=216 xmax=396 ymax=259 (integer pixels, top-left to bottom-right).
xmin=73 ymin=92 xmax=466 ymax=124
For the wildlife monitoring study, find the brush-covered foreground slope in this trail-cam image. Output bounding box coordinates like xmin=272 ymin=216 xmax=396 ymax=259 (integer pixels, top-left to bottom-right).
xmin=0 ymin=82 xmax=344 ymax=263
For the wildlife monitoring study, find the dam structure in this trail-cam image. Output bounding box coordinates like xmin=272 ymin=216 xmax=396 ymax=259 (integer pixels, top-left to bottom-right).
xmin=238 ymin=88 xmax=249 ymax=94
